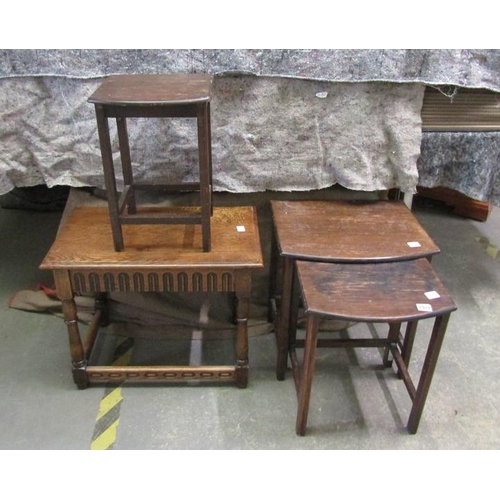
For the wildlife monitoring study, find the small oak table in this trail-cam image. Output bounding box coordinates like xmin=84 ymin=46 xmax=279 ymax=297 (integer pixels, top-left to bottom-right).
xmin=294 ymin=258 xmax=457 ymax=435
xmin=40 ymin=206 xmax=263 ymax=389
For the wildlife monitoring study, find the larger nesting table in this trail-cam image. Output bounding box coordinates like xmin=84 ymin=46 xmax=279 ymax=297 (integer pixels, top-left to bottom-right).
xmin=40 ymin=205 xmax=263 ymax=389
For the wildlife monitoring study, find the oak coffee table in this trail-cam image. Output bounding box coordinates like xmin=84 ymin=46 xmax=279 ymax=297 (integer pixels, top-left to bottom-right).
xmin=40 ymin=205 xmax=263 ymax=389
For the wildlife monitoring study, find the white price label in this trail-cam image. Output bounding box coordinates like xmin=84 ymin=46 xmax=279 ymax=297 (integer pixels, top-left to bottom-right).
xmin=425 ymin=291 xmax=441 ymax=300
xmin=407 ymin=241 xmax=422 ymax=248
xmin=236 ymin=225 xmax=246 ymax=232
xmin=416 ymin=303 xmax=433 ymax=312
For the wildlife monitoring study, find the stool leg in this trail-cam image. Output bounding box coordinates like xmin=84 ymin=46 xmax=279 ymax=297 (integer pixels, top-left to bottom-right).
xmin=116 ymin=117 xmax=137 ymax=214
xmin=95 ymin=104 xmax=124 ymax=251
xmin=296 ymin=314 xmax=320 ymax=436
xmin=407 ymin=313 xmax=450 ymax=434
xmin=207 ymin=102 xmax=213 ymax=216
xmin=197 ymin=103 xmax=211 ymax=252
xmin=276 ymin=257 xmax=294 ymax=380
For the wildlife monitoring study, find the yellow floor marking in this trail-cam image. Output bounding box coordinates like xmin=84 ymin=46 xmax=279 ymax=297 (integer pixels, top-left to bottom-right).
xmin=90 ymin=336 xmax=134 ymax=450
xmin=475 ymin=236 xmax=500 ymax=260
xmin=91 ymin=420 xmax=120 ymax=450
xmin=487 ymin=244 xmax=499 ymax=259
xmin=113 ymin=350 xmax=132 ymax=366
xmin=96 ymin=387 xmax=123 ymax=420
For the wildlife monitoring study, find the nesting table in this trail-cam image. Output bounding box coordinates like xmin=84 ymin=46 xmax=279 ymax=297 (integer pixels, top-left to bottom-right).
xmin=40 ymin=205 xmax=263 ymax=389
xmin=270 ymin=199 xmax=441 ymax=380
xmin=294 ymin=258 xmax=457 ymax=435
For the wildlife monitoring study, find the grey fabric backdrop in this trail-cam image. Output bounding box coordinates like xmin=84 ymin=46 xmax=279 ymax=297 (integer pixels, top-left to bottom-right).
xmin=3 ymin=50 xmax=500 ymax=90
xmin=1 ymin=50 xmax=500 ymax=203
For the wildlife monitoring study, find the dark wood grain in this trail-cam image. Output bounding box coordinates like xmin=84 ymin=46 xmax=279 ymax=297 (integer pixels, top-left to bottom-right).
xmin=296 ymin=259 xmax=456 ymax=322
xmin=271 ymin=200 xmax=440 ymax=262
xmin=41 ymin=206 xmax=262 ymax=270
xmin=88 ymin=74 xmax=212 ymax=105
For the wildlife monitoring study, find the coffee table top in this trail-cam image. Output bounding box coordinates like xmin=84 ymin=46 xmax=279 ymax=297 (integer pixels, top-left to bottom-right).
xmin=87 ymin=74 xmax=212 ymax=106
xmin=271 ymin=200 xmax=440 ymax=262
xmin=297 ymin=259 xmax=456 ymax=322
xmin=40 ymin=206 xmax=263 ymax=270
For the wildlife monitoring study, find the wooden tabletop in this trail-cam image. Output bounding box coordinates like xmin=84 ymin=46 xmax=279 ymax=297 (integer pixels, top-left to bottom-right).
xmin=87 ymin=74 xmax=213 ymax=106
xmin=40 ymin=206 xmax=263 ymax=270
xmin=296 ymin=259 xmax=457 ymax=322
xmin=271 ymin=200 xmax=440 ymax=262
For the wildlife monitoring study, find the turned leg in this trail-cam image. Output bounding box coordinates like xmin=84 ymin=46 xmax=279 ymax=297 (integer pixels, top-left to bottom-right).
xmin=54 ymin=270 xmax=88 ymax=389
xmin=234 ymin=272 xmax=252 ymax=388
xmin=234 ymin=290 xmax=250 ymax=388
xmin=61 ymin=298 xmax=88 ymax=389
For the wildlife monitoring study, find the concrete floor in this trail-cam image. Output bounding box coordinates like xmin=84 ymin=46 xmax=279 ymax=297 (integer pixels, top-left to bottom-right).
xmin=1 ymin=194 xmax=500 ymax=451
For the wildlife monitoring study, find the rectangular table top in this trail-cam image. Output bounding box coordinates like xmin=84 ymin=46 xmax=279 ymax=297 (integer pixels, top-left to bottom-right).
xmin=87 ymin=74 xmax=212 ymax=106
xmin=40 ymin=206 xmax=263 ymax=271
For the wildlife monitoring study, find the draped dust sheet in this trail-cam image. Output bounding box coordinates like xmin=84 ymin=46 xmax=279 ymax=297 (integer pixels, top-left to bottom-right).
xmin=418 ymin=131 xmax=500 ymax=205
xmin=3 ymin=49 xmax=500 ymax=202
xmin=0 ymin=74 xmax=425 ymax=197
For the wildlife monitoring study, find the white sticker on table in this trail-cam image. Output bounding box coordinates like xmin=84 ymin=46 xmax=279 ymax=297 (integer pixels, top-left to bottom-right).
xmin=425 ymin=291 xmax=441 ymax=300
xmin=407 ymin=241 xmax=422 ymax=248
xmin=236 ymin=226 xmax=246 ymax=232
xmin=416 ymin=303 xmax=433 ymax=312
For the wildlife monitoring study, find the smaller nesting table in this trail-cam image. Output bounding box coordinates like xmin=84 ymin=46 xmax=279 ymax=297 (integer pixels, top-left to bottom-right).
xmin=294 ymin=259 xmax=457 ymax=435
xmin=40 ymin=205 xmax=263 ymax=389
xmin=88 ymin=74 xmax=213 ymax=252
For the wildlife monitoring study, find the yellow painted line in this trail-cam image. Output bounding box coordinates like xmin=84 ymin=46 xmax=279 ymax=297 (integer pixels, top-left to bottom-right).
xmin=487 ymin=245 xmax=499 ymax=259
xmin=113 ymin=350 xmax=132 ymax=367
xmin=90 ymin=336 xmax=134 ymax=450
xmin=475 ymin=236 xmax=500 ymax=260
xmin=96 ymin=387 xmax=123 ymax=420
xmin=91 ymin=420 xmax=120 ymax=450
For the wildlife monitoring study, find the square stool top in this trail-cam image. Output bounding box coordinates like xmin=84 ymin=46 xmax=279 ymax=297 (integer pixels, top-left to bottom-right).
xmin=88 ymin=74 xmax=213 ymax=106
xmin=271 ymin=199 xmax=440 ymax=262
xmin=296 ymin=259 xmax=457 ymax=323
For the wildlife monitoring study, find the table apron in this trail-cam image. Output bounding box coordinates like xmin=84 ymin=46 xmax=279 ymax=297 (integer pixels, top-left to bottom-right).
xmin=65 ymin=268 xmax=251 ymax=294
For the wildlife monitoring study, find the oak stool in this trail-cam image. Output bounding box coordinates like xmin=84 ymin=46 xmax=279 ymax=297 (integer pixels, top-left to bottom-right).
xmin=294 ymin=259 xmax=456 ymax=435
xmin=88 ymin=74 xmax=213 ymax=252
xmin=270 ymin=199 xmax=441 ymax=380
